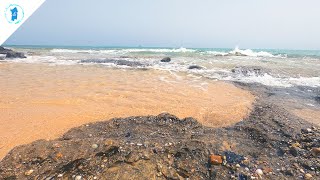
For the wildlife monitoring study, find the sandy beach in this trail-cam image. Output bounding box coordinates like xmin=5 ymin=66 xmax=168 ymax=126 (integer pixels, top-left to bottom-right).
xmin=0 ymin=63 xmax=255 ymax=160
xmin=0 ymin=47 xmax=319 ymax=179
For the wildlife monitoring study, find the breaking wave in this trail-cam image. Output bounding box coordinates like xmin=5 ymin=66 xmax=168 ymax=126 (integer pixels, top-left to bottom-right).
xmin=50 ymin=47 xmax=197 ymax=55
xmin=50 ymin=47 xmax=281 ymax=58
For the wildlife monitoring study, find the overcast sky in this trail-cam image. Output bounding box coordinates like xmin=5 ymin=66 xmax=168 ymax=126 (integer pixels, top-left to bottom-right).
xmin=5 ymin=0 xmax=320 ymax=49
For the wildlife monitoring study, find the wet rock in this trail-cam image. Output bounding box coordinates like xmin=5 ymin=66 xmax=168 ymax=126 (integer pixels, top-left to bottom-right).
xmin=0 ymin=54 xmax=6 ymax=60
xmin=6 ymin=51 xmax=26 ymax=58
xmin=0 ymin=46 xmax=26 ymax=59
xmin=160 ymin=57 xmax=171 ymax=62
xmin=188 ymin=65 xmax=203 ymax=70
xmin=210 ymin=154 xmax=223 ymax=165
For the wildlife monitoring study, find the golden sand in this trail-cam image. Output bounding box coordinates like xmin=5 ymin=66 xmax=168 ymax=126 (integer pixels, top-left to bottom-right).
xmin=0 ymin=63 xmax=255 ymax=159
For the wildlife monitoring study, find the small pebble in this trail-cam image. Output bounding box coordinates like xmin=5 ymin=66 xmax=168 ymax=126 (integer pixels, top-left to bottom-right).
xmin=57 ymin=174 xmax=63 ymax=178
xmin=75 ymin=175 xmax=82 ymax=180
xmin=105 ymin=139 xmax=114 ymax=146
xmin=235 ymin=164 xmax=241 ymax=168
xmin=292 ymin=142 xmax=301 ymax=148
xmin=24 ymin=169 xmax=34 ymax=176
xmin=311 ymin=147 xmax=320 ymax=156
xmin=245 ymin=167 xmax=250 ymax=171
xmin=306 ymin=128 xmax=312 ymax=133
xmin=210 ymin=154 xmax=223 ymax=165
xmin=300 ymin=169 xmax=305 ymax=174
xmin=256 ymin=169 xmax=263 ymax=176
xmin=304 ymin=173 xmax=312 ymax=180
xmin=91 ymin=144 xmax=98 ymax=149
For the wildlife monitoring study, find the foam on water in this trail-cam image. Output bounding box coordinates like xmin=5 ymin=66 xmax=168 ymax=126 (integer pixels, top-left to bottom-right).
xmin=50 ymin=47 xmax=281 ymax=58
xmin=50 ymin=47 xmax=196 ymax=55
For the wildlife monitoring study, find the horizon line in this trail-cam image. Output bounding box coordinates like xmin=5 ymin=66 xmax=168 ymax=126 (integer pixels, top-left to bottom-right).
xmin=3 ymin=44 xmax=320 ymax=51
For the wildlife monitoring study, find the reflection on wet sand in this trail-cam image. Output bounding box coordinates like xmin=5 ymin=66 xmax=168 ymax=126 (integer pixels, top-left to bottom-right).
xmin=0 ymin=63 xmax=255 ymax=159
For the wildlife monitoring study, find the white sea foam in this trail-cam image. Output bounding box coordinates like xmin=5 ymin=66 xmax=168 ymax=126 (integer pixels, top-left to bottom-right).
xmin=7 ymin=56 xmax=79 ymax=65
xmin=226 ymin=47 xmax=275 ymax=57
xmin=50 ymin=47 xmax=196 ymax=55
xmin=226 ymin=73 xmax=320 ymax=87
xmin=49 ymin=47 xmax=285 ymax=58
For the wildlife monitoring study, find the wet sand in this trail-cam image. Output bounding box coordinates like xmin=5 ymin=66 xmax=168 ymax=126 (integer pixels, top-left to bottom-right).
xmin=0 ymin=63 xmax=255 ymax=159
xmin=292 ymin=109 xmax=320 ymax=126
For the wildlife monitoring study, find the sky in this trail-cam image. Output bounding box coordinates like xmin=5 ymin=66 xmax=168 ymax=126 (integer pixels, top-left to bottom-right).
xmin=5 ymin=0 xmax=320 ymax=49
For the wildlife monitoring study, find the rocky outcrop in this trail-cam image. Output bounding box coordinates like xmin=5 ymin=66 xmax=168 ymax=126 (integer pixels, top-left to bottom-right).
xmin=0 ymin=46 xmax=26 ymax=59
xmin=160 ymin=57 xmax=171 ymax=62
xmin=0 ymin=103 xmax=319 ymax=179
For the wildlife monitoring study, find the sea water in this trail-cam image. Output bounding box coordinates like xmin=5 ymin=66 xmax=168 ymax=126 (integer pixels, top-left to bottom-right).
xmin=4 ymin=46 xmax=320 ymax=88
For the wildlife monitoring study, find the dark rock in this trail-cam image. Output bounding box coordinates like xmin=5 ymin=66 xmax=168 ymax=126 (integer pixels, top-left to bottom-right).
xmin=224 ymin=151 xmax=244 ymax=164
xmin=160 ymin=57 xmax=171 ymax=62
xmin=188 ymin=65 xmax=203 ymax=70
xmin=315 ymin=96 xmax=320 ymax=104
xmin=0 ymin=46 xmax=26 ymax=59
xmin=0 ymin=54 xmax=5 ymax=60
xmin=289 ymin=147 xmax=299 ymax=157
xmin=6 ymin=51 xmax=26 ymax=58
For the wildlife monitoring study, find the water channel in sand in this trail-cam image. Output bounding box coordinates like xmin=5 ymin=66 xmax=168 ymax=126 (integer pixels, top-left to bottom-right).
xmin=0 ymin=63 xmax=255 ymax=159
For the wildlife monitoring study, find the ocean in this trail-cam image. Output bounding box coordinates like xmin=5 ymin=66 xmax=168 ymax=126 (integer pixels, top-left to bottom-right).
xmin=4 ymin=46 xmax=320 ymax=88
